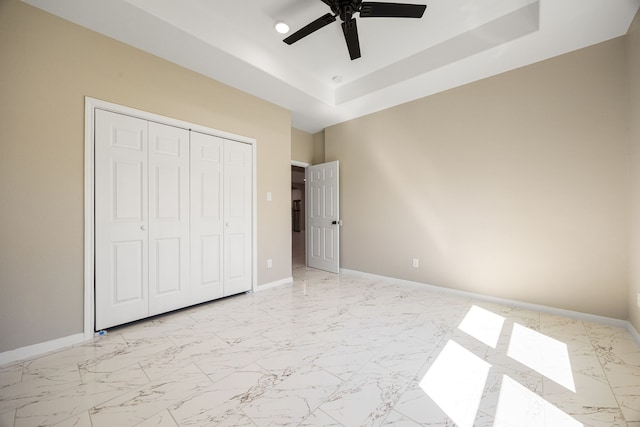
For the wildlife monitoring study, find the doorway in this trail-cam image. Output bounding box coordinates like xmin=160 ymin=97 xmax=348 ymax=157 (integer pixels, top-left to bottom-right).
xmin=291 ymin=164 xmax=306 ymax=269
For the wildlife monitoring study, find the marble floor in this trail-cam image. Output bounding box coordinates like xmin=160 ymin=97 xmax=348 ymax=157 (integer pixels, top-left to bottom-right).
xmin=1 ymin=234 xmax=640 ymax=426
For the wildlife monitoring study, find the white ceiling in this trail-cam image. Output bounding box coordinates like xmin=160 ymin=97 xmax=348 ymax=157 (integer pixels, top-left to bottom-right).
xmin=23 ymin=0 xmax=640 ymax=133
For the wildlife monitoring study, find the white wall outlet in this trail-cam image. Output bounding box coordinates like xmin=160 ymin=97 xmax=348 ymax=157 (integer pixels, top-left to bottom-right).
xmin=267 ymin=259 xmax=273 ymax=269
xmin=267 ymin=191 xmax=272 ymax=201
xmin=413 ymin=258 xmax=419 ymax=268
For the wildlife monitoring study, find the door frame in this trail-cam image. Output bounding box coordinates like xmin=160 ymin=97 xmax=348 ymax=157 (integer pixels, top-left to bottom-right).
xmin=291 ymin=161 xmax=310 ymax=265
xmin=83 ymin=97 xmax=257 ymax=339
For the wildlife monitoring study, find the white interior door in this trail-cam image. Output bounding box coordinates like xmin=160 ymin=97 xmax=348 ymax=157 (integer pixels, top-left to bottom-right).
xmin=190 ymin=132 xmax=224 ymax=303
xmin=95 ymin=110 xmax=149 ymax=330
xmin=147 ymin=122 xmax=190 ymax=315
xmin=224 ymin=140 xmax=252 ymax=296
xmin=306 ymin=161 xmax=340 ymax=273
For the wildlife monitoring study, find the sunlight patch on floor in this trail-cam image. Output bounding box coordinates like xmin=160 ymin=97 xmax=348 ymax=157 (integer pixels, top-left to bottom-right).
xmin=458 ymin=305 xmax=505 ymax=348
xmin=494 ymin=375 xmax=582 ymax=427
xmin=419 ymin=340 xmax=492 ymax=427
xmin=508 ymin=323 xmax=576 ymax=392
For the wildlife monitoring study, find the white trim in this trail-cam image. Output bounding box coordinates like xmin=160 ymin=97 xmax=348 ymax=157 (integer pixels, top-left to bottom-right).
xmin=86 ymin=98 xmax=255 ymax=144
xmin=291 ymin=160 xmax=310 ymax=168
xmin=628 ymin=322 xmax=640 ymax=347
xmin=0 ymin=333 xmax=85 ymax=366
xmin=84 ymin=96 xmax=257 ymax=339
xmin=252 ymin=137 xmax=258 ymax=293
xmin=254 ymin=277 xmax=293 ymax=292
xmin=340 ymin=268 xmax=632 ymax=330
xmin=84 ymin=100 xmax=96 ymax=341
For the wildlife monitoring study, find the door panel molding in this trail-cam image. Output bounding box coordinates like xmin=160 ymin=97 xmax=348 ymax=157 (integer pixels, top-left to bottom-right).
xmin=306 ymin=161 xmax=340 ymax=273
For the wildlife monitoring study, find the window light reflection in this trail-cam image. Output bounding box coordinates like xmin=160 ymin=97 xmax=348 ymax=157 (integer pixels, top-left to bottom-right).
xmin=419 ymin=340 xmax=491 ymax=427
xmin=507 ymin=323 xmax=576 ymax=392
xmin=458 ymin=305 xmax=506 ymax=348
xmin=494 ymin=375 xmax=583 ymax=427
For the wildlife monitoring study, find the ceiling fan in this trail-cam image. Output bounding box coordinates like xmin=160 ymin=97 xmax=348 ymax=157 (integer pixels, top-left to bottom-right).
xmin=283 ymin=0 xmax=427 ymax=60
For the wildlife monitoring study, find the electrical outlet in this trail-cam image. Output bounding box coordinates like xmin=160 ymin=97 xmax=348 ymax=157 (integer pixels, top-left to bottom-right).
xmin=637 ymin=292 xmax=640 ymax=309
xmin=267 ymin=259 xmax=273 ymax=269
xmin=413 ymin=258 xmax=419 ymax=268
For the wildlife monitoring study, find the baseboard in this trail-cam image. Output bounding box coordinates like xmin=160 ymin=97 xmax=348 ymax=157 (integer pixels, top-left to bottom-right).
xmin=4 ymin=273 xmax=637 ymax=366
xmin=1 ymin=277 xmax=293 ymax=366
xmin=627 ymin=322 xmax=640 ymax=347
xmin=255 ymin=276 xmax=293 ymax=292
xmin=0 ymin=333 xmax=86 ymax=366
xmin=340 ymin=268 xmax=632 ymax=332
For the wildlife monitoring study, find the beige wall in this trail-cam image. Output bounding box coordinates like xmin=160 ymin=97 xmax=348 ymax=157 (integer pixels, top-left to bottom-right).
xmin=313 ymin=131 xmax=326 ymax=165
xmin=629 ymin=11 xmax=640 ymax=331
xmin=291 ymin=128 xmax=314 ymax=164
xmin=326 ymin=37 xmax=630 ymax=319
xmin=0 ymin=0 xmax=292 ymax=352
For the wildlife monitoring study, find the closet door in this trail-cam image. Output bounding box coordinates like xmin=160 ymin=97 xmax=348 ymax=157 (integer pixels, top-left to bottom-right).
xmin=147 ymin=122 xmax=190 ymax=315
xmin=190 ymin=132 xmax=224 ymax=304
xmin=224 ymin=140 xmax=252 ymax=296
xmin=95 ymin=110 xmax=149 ymax=330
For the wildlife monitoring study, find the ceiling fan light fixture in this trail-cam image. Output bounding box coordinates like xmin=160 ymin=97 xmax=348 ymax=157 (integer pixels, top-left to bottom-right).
xmin=274 ymin=21 xmax=290 ymax=34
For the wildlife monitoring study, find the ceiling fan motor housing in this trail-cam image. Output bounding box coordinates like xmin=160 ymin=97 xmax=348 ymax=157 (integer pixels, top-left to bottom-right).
xmin=331 ymin=0 xmax=362 ymax=21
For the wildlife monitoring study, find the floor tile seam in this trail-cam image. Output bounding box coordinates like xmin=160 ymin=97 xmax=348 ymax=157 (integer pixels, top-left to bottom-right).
xmin=12 ymin=375 xmax=132 ymax=426
xmin=1 ymin=408 xmax=16 ymax=427
xmin=7 ymin=374 xmax=97 ymax=417
xmin=0 ymin=361 xmax=22 ymax=375
xmin=539 ymin=375 xmax=628 ymax=427
xmin=55 ymin=361 xmax=164 ymax=422
xmin=201 ymin=360 xmax=285 ymax=406
xmin=79 ymin=352 xmax=159 ymax=386
xmin=276 ymin=379 xmax=344 ymax=426
xmin=131 ymin=407 xmax=179 ymax=427
xmin=584 ymin=320 xmax=631 ymax=423
xmin=300 ymin=399 xmax=349 ymax=427
xmin=390 ymin=396 xmax=429 ymax=426
xmin=584 ymin=323 xmax=638 ymax=355
xmin=54 ymin=411 xmax=95 ymax=427
xmin=317 ymin=354 xmax=418 ymax=425
xmin=238 ymin=408 xmax=260 ymax=427
xmin=224 ymin=308 xmax=283 ymax=325
xmin=86 ymin=362 xmax=213 ymax=421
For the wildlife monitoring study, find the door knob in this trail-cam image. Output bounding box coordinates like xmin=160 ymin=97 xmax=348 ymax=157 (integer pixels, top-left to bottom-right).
xmin=140 ymin=225 xmax=146 ymax=231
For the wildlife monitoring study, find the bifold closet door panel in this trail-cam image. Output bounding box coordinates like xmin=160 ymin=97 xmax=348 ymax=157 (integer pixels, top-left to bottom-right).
xmin=147 ymin=122 xmax=191 ymax=315
xmin=190 ymin=132 xmax=224 ymax=304
xmin=223 ymin=140 xmax=252 ymax=296
xmin=95 ymin=105 xmax=253 ymax=330
xmin=95 ymin=110 xmax=150 ymax=330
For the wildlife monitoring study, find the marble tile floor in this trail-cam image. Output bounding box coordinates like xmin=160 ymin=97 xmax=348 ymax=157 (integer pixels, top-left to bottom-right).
xmin=1 ymin=262 xmax=640 ymax=426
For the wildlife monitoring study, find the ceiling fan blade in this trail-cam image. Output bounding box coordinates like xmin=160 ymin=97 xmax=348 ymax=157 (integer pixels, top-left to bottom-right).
xmin=284 ymin=13 xmax=336 ymax=45
xmin=360 ymin=2 xmax=427 ymax=18
xmin=341 ymin=19 xmax=361 ymax=60
xmin=320 ymin=0 xmax=333 ymax=6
